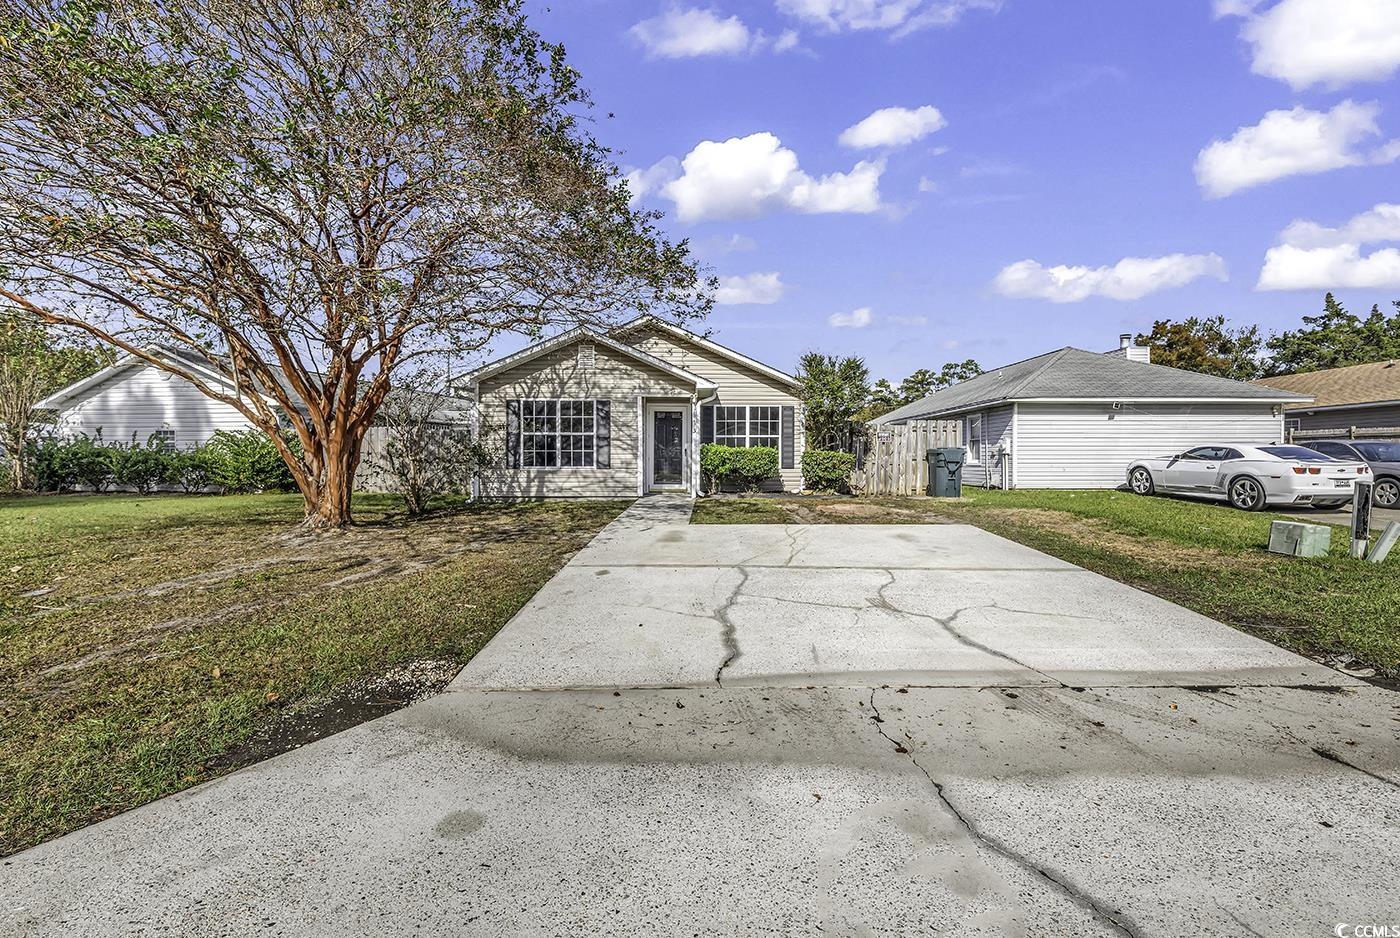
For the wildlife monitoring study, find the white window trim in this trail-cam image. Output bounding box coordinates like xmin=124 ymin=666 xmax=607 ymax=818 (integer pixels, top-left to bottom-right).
xmin=711 ymin=404 xmax=781 ymax=449
xmin=965 ymin=413 xmax=983 ymax=466
xmin=520 ymin=398 xmax=597 ymax=471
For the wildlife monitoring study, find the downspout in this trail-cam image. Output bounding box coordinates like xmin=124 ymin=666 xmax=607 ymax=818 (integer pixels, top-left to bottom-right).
xmin=695 ymin=387 xmax=718 ymax=496
xmin=470 ymin=381 xmax=481 ymax=501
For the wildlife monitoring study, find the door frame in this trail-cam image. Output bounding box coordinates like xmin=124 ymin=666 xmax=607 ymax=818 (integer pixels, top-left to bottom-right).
xmin=644 ymin=400 xmax=692 ymax=493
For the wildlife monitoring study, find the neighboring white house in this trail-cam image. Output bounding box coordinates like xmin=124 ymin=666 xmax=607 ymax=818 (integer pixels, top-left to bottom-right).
xmin=33 ymin=346 xmax=273 ymax=449
xmin=872 ymin=339 xmax=1312 ymax=489
xmin=458 ymin=315 xmax=805 ymax=497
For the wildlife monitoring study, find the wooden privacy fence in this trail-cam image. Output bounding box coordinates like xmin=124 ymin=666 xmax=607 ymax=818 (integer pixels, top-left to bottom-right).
xmin=1289 ymin=425 xmax=1400 ymax=442
xmin=855 ymin=419 xmax=962 ymax=496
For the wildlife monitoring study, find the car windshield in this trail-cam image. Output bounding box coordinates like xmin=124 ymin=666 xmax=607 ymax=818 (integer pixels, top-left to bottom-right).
xmin=1259 ymin=445 xmax=1336 ymax=461
xmin=1353 ymin=442 xmax=1400 ymax=461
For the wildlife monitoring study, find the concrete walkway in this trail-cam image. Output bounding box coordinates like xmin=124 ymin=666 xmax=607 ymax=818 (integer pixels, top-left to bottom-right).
xmin=4 ymin=498 xmax=1399 ymax=937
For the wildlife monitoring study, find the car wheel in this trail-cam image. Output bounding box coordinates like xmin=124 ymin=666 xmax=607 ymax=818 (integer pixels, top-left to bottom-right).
xmin=1129 ymin=467 xmax=1155 ymax=496
xmin=1228 ymin=476 xmax=1266 ymax=512
xmin=1375 ymin=477 xmax=1400 ymax=508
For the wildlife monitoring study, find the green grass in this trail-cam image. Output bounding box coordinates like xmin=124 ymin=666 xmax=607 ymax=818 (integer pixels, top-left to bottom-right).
xmin=0 ymin=493 xmax=625 ymax=855
xmin=693 ymin=490 xmax=1400 ymax=678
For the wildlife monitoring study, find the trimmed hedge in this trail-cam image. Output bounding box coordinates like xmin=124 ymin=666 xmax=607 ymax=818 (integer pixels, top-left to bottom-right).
xmin=700 ymin=443 xmax=779 ymax=493
xmin=22 ymin=428 xmax=295 ymax=495
xmin=801 ymin=449 xmax=856 ymax=493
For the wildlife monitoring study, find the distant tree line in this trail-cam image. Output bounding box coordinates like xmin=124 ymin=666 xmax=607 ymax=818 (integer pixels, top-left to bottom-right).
xmin=796 ymin=352 xmax=983 ymax=451
xmin=1136 ymin=293 xmax=1400 ymax=382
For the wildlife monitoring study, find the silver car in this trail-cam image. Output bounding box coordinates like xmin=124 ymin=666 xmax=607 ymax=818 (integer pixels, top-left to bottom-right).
xmin=1304 ymin=439 xmax=1400 ymax=508
xmin=1127 ymin=443 xmax=1370 ymax=511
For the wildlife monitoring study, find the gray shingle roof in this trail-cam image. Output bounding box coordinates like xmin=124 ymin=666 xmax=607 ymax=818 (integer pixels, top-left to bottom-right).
xmin=873 ymin=347 xmax=1310 ymax=425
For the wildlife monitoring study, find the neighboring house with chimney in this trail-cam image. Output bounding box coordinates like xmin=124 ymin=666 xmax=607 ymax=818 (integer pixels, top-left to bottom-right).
xmin=1251 ymin=359 xmax=1400 ymax=441
xmin=872 ymin=334 xmax=1308 ymax=489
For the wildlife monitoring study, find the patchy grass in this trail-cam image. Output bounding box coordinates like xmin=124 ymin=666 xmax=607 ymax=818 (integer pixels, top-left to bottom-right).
xmin=0 ymin=493 xmax=625 ymax=855
xmin=692 ymin=490 xmax=1400 ymax=679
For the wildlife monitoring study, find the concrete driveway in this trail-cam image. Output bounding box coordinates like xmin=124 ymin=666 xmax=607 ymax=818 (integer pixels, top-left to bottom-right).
xmin=4 ymin=497 xmax=1398 ymax=937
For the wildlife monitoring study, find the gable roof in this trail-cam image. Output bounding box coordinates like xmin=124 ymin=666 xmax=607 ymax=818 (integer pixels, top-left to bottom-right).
xmin=874 ymin=347 xmax=1311 ymax=424
xmin=458 ymin=324 xmax=716 ymax=390
xmin=1251 ymin=359 xmax=1400 ymax=411
xmin=33 ymin=344 xmax=314 ymax=412
xmin=610 ymin=315 xmax=801 ymax=389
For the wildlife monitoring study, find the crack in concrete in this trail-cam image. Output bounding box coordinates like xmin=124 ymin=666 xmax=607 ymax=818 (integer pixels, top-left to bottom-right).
xmin=1311 ymin=747 xmax=1400 ymax=791
xmin=866 ymin=689 xmax=1144 ymax=938
xmin=713 ymin=567 xmax=750 ymax=686
xmin=873 ymin=571 xmax=1067 ymax=687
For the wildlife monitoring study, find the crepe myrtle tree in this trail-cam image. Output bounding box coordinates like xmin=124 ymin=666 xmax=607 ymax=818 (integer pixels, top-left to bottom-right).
xmin=0 ymin=0 xmax=711 ymax=526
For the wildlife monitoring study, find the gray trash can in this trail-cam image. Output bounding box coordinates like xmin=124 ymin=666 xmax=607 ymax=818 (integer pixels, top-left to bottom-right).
xmin=928 ymin=447 xmax=964 ymax=498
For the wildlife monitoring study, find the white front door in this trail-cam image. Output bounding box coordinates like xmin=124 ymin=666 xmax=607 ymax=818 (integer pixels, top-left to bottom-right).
xmin=645 ymin=403 xmax=690 ymax=492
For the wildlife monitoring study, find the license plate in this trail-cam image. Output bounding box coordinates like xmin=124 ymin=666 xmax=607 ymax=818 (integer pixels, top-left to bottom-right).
xmin=1334 ymin=479 xmax=1353 ymax=487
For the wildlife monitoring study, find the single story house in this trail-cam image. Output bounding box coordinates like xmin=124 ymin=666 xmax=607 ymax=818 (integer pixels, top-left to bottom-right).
xmin=872 ymin=338 xmax=1311 ymax=489
xmin=32 ymin=345 xmax=469 ymax=471
xmin=1251 ymin=359 xmax=1400 ymax=441
xmin=458 ymin=315 xmax=804 ymax=497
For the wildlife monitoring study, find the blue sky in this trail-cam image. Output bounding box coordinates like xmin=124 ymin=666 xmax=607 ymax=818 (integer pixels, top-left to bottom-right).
xmin=522 ymin=0 xmax=1400 ymax=382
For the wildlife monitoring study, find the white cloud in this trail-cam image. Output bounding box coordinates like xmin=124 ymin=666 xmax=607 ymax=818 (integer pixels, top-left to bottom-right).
xmin=630 ymin=7 xmax=755 ymax=58
xmin=993 ymin=254 xmax=1228 ymax=303
xmin=1218 ymin=0 xmax=1400 ymax=90
xmin=622 ymin=156 xmax=681 ymax=207
xmin=1277 ymin=202 xmax=1400 ymax=249
xmin=839 ymin=105 xmax=947 ymax=149
xmin=715 ymin=272 xmax=786 ymax=305
xmin=917 ymin=176 xmax=939 ymax=193
xmin=828 ymin=306 xmax=874 ymax=328
xmin=1193 ymin=101 xmax=1399 ymax=198
xmin=661 ymin=132 xmax=883 ymax=221
xmin=773 ymin=29 xmax=801 ymax=52
xmin=1258 ymin=203 xmax=1400 ymax=290
xmin=777 ymin=0 xmax=1000 ymax=36
xmin=695 ymin=233 xmax=759 ymax=257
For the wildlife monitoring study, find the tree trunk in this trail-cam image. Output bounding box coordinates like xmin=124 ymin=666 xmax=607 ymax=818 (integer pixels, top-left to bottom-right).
xmin=299 ymin=430 xmax=364 ymax=528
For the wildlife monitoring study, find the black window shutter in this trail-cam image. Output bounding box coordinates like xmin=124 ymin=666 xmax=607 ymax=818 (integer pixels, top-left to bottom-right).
xmin=780 ymin=405 xmax=795 ymax=469
xmin=506 ymin=400 xmax=521 ymax=469
xmin=595 ymin=400 xmax=610 ymax=468
xmin=700 ymin=404 xmax=715 ymax=444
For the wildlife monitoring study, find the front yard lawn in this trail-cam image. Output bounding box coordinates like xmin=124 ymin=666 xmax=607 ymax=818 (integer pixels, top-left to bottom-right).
xmin=693 ymin=490 xmax=1400 ymax=681
xmin=0 ymin=493 xmax=625 ymax=855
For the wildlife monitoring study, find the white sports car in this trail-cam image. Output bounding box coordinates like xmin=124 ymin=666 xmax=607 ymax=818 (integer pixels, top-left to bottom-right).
xmin=1127 ymin=444 xmax=1370 ymax=512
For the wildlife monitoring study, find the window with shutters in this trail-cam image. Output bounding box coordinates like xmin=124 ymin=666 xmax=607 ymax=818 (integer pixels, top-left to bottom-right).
xmin=522 ymin=399 xmax=595 ymax=468
xmin=712 ymin=405 xmax=779 ymax=448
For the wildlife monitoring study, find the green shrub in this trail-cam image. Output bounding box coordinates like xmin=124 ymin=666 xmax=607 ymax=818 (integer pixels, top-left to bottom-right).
xmin=700 ymin=443 xmax=779 ymax=493
xmin=163 ymin=445 xmax=216 ymax=493
xmin=107 ymin=434 xmax=179 ymax=495
xmin=25 ymin=435 xmax=74 ymax=492
xmin=203 ymin=429 xmax=295 ymax=494
xmin=801 ymin=449 xmax=856 ymax=493
xmin=63 ymin=434 xmax=118 ymax=492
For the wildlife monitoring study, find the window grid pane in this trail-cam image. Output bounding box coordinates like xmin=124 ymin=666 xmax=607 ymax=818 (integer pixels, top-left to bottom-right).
xmin=748 ymin=406 xmax=779 ymax=449
xmin=715 ymin=405 xmax=747 ymax=446
xmin=521 ymin=399 xmax=596 ymax=469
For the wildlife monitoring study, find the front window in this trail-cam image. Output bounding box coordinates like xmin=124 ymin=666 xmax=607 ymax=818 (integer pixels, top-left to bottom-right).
xmin=713 ymin=405 xmax=779 ymax=448
xmin=1353 ymin=442 xmax=1400 ymax=462
xmin=1260 ymin=445 xmax=1336 ymax=461
xmin=150 ymin=428 xmax=176 ymax=452
xmin=521 ymin=399 xmax=596 ymax=468
xmin=966 ymin=414 xmax=983 ymax=464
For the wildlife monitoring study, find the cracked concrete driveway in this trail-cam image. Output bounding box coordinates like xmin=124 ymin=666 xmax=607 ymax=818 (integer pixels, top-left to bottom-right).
xmin=4 ymin=496 xmax=1399 ymax=937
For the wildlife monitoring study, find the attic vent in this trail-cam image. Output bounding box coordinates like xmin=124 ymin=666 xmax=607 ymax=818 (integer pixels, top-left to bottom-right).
xmin=577 ymin=342 xmax=596 ymax=369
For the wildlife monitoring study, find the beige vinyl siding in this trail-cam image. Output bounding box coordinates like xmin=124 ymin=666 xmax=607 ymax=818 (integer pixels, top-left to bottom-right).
xmin=1014 ymin=401 xmax=1284 ymax=489
xmin=477 ymin=340 xmax=695 ymax=498
xmin=50 ymin=362 xmax=255 ymax=447
xmin=630 ymin=329 xmax=804 ymax=492
xmin=959 ymin=405 xmax=1014 ymax=488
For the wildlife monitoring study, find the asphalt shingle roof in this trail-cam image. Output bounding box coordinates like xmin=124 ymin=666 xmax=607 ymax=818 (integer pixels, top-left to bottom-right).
xmin=874 ymin=347 xmax=1309 ymax=424
xmin=1251 ymin=359 xmax=1400 ymax=410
